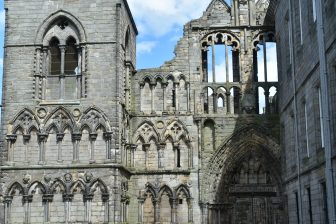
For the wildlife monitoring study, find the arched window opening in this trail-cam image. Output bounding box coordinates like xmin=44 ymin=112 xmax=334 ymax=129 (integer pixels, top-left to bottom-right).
xmin=257 ymin=87 xmax=266 ymax=114
xmin=218 ymin=96 xmax=224 ymax=108
xmin=202 ymin=33 xmax=240 ymax=83
xmin=64 ymin=37 xmax=78 ymax=75
xmin=253 ymin=33 xmax=278 ymax=82
xmin=50 ymin=38 xmax=61 ymax=75
xmin=38 ymin=17 xmax=85 ymax=101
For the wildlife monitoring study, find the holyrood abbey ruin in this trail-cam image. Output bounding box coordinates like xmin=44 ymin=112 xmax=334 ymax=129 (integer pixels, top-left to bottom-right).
xmin=0 ymin=0 xmax=335 ymax=223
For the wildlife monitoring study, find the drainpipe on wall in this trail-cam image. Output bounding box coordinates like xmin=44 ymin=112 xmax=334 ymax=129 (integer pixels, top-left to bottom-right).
xmin=288 ymin=0 xmax=303 ymax=223
xmin=315 ymin=0 xmax=336 ymax=223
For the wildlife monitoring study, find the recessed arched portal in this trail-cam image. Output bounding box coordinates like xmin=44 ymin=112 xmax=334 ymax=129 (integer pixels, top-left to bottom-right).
xmin=201 ymin=126 xmax=284 ymax=224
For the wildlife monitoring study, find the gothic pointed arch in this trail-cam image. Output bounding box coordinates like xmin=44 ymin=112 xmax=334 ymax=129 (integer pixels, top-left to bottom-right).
xmin=10 ymin=108 xmax=40 ymax=135
xmin=44 ymin=107 xmax=76 ymax=134
xmin=89 ymin=178 xmax=109 ymax=195
xmin=144 ymin=182 xmax=158 ymax=199
xmin=163 ymin=120 xmax=190 ymax=143
xmin=70 ymin=180 xmax=86 ymax=194
xmin=50 ymin=179 xmax=67 ymax=194
xmin=35 ymin=10 xmax=86 ymax=45
xmin=80 ymin=107 xmax=111 ymax=133
xmin=133 ymin=120 xmax=160 ymax=144
xmin=175 ymin=184 xmax=192 ymax=199
xmin=158 ymin=185 xmax=174 ymax=199
xmin=6 ymin=182 xmax=25 ymax=196
xmin=28 ymin=181 xmax=47 ymax=195
xmin=201 ymin=125 xmax=281 ymax=204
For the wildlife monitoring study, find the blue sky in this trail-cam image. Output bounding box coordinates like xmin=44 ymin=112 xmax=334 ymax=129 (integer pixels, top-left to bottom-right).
xmin=128 ymin=0 xmax=216 ymax=69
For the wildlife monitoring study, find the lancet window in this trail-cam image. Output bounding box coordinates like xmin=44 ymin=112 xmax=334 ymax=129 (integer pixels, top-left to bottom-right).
xmin=253 ymin=32 xmax=279 ymax=114
xmin=201 ymin=32 xmax=240 ymax=83
xmin=35 ymin=17 xmax=86 ymax=101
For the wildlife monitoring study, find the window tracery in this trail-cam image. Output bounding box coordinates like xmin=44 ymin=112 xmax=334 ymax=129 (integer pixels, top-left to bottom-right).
xmin=34 ymin=16 xmax=86 ymax=101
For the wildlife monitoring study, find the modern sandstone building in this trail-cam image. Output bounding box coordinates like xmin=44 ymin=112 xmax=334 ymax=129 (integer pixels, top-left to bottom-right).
xmin=0 ymin=0 xmax=335 ymax=223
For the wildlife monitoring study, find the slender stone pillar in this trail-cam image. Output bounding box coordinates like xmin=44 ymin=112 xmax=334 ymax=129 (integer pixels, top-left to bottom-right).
xmin=170 ymin=198 xmax=177 ymax=224
xmin=42 ymin=194 xmax=53 ymax=223
xmin=59 ymin=46 xmax=66 ymax=99
xmin=138 ymin=197 xmax=145 ymax=223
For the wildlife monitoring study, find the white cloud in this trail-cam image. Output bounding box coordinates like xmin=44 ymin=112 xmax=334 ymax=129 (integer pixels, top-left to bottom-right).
xmin=137 ymin=41 xmax=158 ymax=54
xmin=0 ymin=58 xmax=3 ymax=68
xmin=128 ymin=0 xmax=212 ymax=37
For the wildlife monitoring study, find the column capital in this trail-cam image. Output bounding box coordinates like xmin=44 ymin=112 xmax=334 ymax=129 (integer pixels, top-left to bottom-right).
xmin=72 ymin=133 xmax=82 ymax=141
xmin=89 ymin=133 xmax=98 ymax=141
xmin=56 ymin=133 xmax=65 ymax=142
xmin=42 ymin=194 xmax=54 ymax=203
xmin=38 ymin=134 xmax=48 ymax=142
xmin=6 ymin=134 xmax=17 ymax=143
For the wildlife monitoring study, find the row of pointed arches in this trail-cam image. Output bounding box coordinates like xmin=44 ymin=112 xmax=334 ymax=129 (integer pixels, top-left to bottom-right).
xmin=140 ymin=74 xmax=190 ymax=114
xmin=126 ymin=120 xmax=193 ymax=170
xmin=6 ymin=106 xmax=113 ymax=165
xmin=139 ymin=183 xmax=193 ymax=224
xmin=3 ymin=175 xmax=109 ymax=223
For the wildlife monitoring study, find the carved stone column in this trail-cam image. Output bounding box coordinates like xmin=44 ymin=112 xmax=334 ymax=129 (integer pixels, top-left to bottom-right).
xmin=4 ymin=196 xmax=13 ymax=224
xmin=23 ymin=195 xmax=33 ymax=224
xmin=188 ymin=198 xmax=193 ymax=223
xmin=213 ymin=92 xmax=218 ymax=113
xmin=84 ymin=194 xmax=94 ymax=223
xmin=38 ymin=134 xmax=48 ymax=165
xmin=150 ymin=83 xmax=156 ymax=114
xmin=226 ymin=92 xmax=231 ymax=114
xmin=170 ymin=198 xmax=178 ymax=224
xmin=174 ymin=81 xmax=179 ymax=113
xmin=35 ymin=47 xmax=42 ymax=99
xmin=162 ymin=82 xmax=167 ymax=114
xmin=153 ymin=199 xmax=160 ymax=224
xmin=63 ymin=194 xmax=74 ymax=223
xmin=138 ymin=197 xmax=145 ymax=224
xmin=102 ymin=194 xmax=109 ymax=223
xmin=42 ymin=194 xmax=53 ymax=222
xmin=42 ymin=47 xmax=48 ymax=100
xmin=59 ymin=45 xmax=66 ymax=100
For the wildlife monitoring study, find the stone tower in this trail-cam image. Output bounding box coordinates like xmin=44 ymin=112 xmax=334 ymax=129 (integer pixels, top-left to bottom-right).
xmin=0 ymin=0 xmax=284 ymax=223
xmin=0 ymin=0 xmax=137 ymax=223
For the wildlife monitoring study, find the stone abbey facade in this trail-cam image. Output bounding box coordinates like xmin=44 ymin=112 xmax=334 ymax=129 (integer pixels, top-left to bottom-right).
xmin=0 ymin=0 xmax=335 ymax=223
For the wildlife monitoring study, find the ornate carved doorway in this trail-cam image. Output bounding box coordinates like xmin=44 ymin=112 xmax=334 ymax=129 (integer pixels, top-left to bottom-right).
xmin=201 ymin=128 xmax=284 ymax=224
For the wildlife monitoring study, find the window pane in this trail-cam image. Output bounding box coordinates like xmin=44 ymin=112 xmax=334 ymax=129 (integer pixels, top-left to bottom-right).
xmin=64 ymin=37 xmax=78 ymax=75
xmin=50 ymin=38 xmax=61 ymax=75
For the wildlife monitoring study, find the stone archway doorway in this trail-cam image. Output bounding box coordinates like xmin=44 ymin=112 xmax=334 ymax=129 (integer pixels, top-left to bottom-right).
xmin=208 ymin=151 xmax=284 ymax=224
